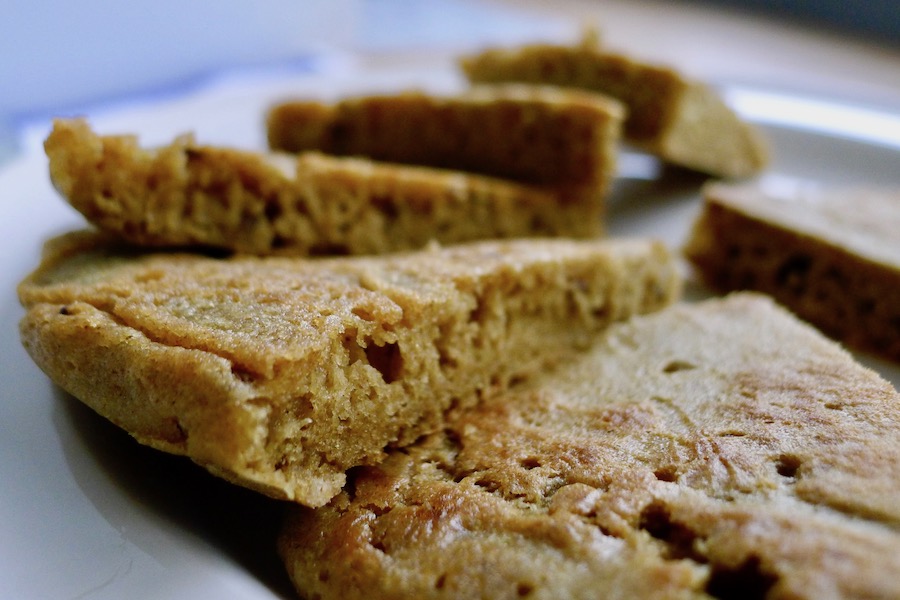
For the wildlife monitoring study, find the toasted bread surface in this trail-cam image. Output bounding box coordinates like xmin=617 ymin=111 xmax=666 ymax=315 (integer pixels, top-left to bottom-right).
xmin=280 ymin=294 xmax=900 ymax=599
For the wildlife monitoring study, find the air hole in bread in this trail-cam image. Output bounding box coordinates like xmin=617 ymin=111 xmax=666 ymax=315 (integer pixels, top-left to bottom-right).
xmin=468 ymin=297 xmax=489 ymax=324
xmin=509 ymin=373 xmax=528 ymax=387
xmin=162 ymin=417 xmax=188 ymax=445
xmin=433 ymin=323 xmax=459 ymax=369
xmin=350 ymin=306 xmax=375 ymax=322
xmin=309 ymin=243 xmax=350 ymax=256
xmin=373 ymin=196 xmax=399 ymax=219
xmin=292 ymin=197 xmax=311 ymax=217
xmin=520 ymin=456 xmax=542 ymax=470
xmin=717 ymin=430 xmax=747 ymax=437
xmin=591 ymin=305 xmax=610 ymax=320
xmin=653 ymin=465 xmax=678 ymax=482
xmin=774 ymin=454 xmax=801 ymax=479
xmin=638 ymin=502 xmax=704 ymax=562
xmin=270 ymin=234 xmax=289 ymax=250
xmin=434 ymin=573 xmax=447 ymax=590
xmin=473 ymin=476 xmax=499 ymax=492
xmin=662 ymin=360 xmax=696 ymax=373
xmin=774 ymin=254 xmax=812 ymax=292
xmin=705 ymin=556 xmax=777 ymax=600
xmin=516 ymin=582 xmax=534 ymax=597
xmin=364 ymin=341 xmax=403 ymax=383
xmin=230 ymin=364 xmax=257 ymax=383
xmin=264 ymin=200 xmax=282 ymax=222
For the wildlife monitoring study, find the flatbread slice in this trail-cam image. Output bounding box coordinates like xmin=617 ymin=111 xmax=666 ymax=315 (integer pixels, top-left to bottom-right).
xmin=45 ymin=119 xmax=606 ymax=256
xmin=684 ymin=180 xmax=900 ymax=361
xmin=280 ymin=294 xmax=900 ymax=599
xmin=459 ymin=35 xmax=768 ymax=178
xmin=266 ymin=84 xmax=623 ymax=199
xmin=18 ymin=232 xmax=679 ymax=507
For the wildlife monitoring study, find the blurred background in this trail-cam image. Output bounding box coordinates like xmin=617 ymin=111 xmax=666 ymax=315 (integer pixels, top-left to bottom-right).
xmin=1 ymin=0 xmax=898 ymax=161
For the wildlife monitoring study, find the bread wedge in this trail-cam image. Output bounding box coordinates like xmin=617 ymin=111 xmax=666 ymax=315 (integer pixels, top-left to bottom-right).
xmin=460 ymin=36 xmax=767 ymax=178
xmin=19 ymin=232 xmax=679 ymax=507
xmin=45 ymin=119 xmax=607 ymax=256
xmin=266 ymin=84 xmax=623 ymax=202
xmin=685 ymin=180 xmax=900 ymax=361
xmin=280 ymin=293 xmax=900 ymax=599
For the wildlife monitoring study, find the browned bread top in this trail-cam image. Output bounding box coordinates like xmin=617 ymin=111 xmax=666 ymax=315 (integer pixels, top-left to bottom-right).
xmin=280 ymin=293 xmax=900 ymax=599
xmin=694 ymin=180 xmax=900 ymax=268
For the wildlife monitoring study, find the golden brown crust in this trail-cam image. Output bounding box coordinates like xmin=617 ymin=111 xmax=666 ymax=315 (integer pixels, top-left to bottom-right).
xmin=19 ymin=231 xmax=680 ymax=506
xmin=684 ymin=181 xmax=900 ymax=361
xmin=280 ymin=294 xmax=900 ymax=599
xmin=45 ymin=119 xmax=605 ymax=256
xmin=459 ymin=39 xmax=768 ymax=178
xmin=266 ymin=84 xmax=623 ymax=195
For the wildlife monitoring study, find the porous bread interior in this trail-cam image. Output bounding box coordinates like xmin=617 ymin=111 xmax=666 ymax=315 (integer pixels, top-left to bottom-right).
xmin=265 ymin=84 xmax=624 ymax=190
xmin=44 ymin=119 xmax=604 ymax=256
xmin=685 ymin=186 xmax=900 ymax=361
xmin=19 ymin=233 xmax=679 ymax=506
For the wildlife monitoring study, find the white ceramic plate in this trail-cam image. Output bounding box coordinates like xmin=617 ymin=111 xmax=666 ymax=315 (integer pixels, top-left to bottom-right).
xmin=1 ymin=69 xmax=898 ymax=599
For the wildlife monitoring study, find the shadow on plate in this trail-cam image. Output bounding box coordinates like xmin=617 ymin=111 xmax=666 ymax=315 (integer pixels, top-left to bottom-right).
xmin=606 ymin=161 xmax=710 ymax=247
xmin=607 ymin=164 xmax=709 ymax=219
xmin=52 ymin=387 xmax=297 ymax=599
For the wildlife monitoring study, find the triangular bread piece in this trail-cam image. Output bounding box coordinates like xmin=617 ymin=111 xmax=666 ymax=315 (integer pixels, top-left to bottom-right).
xmin=266 ymin=84 xmax=623 ymax=198
xmin=280 ymin=294 xmax=900 ymax=599
xmin=459 ymin=36 xmax=768 ymax=178
xmin=685 ymin=180 xmax=900 ymax=361
xmin=19 ymin=232 xmax=679 ymax=507
xmin=45 ymin=119 xmax=609 ymax=256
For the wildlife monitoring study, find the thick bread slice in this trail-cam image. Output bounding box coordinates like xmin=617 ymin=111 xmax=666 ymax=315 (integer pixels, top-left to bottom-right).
xmin=459 ymin=37 xmax=768 ymax=178
xmin=684 ymin=180 xmax=900 ymax=361
xmin=18 ymin=232 xmax=679 ymax=507
xmin=266 ymin=84 xmax=623 ymax=197
xmin=45 ymin=119 xmax=604 ymax=256
xmin=280 ymin=294 xmax=900 ymax=599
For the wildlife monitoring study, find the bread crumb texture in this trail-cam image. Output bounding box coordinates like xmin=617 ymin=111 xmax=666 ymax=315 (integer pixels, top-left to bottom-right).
xmin=45 ymin=118 xmax=610 ymax=256
xmin=459 ymin=36 xmax=768 ymax=178
xmin=685 ymin=181 xmax=900 ymax=361
xmin=18 ymin=231 xmax=679 ymax=506
xmin=280 ymin=294 xmax=900 ymax=600
xmin=266 ymin=84 xmax=624 ymax=190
